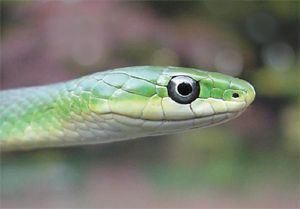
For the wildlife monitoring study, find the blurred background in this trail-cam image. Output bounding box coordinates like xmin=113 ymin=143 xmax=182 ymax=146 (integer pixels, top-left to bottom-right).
xmin=0 ymin=1 xmax=299 ymax=208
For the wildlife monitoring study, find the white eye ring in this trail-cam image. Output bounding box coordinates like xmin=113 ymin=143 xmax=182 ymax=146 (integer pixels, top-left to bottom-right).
xmin=167 ymin=76 xmax=200 ymax=104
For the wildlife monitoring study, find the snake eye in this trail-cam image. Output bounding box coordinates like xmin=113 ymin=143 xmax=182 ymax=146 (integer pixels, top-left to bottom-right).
xmin=167 ymin=76 xmax=200 ymax=104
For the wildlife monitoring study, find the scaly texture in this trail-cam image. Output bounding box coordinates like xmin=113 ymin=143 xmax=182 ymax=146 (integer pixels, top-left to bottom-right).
xmin=0 ymin=66 xmax=255 ymax=151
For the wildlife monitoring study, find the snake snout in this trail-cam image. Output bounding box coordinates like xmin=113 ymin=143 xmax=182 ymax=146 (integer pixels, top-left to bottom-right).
xmin=245 ymin=83 xmax=256 ymax=106
xmin=228 ymin=78 xmax=256 ymax=108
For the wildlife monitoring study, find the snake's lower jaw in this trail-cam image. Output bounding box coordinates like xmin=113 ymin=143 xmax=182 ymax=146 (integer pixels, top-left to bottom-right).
xmin=135 ymin=111 xmax=241 ymax=138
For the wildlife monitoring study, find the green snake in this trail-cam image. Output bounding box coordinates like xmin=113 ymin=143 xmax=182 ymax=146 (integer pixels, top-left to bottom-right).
xmin=0 ymin=66 xmax=255 ymax=151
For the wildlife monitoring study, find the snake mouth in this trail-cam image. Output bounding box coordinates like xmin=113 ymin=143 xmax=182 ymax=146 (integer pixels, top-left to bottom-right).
xmin=97 ymin=110 xmax=242 ymax=122
xmin=89 ymin=111 xmax=242 ymax=140
xmin=95 ymin=111 xmax=242 ymax=133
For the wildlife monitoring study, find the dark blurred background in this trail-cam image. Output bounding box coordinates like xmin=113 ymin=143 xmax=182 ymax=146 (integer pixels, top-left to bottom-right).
xmin=0 ymin=1 xmax=299 ymax=208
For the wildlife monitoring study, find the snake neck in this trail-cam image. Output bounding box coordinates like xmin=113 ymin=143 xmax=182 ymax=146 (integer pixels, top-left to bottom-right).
xmin=0 ymin=74 xmax=135 ymax=150
xmin=1 ymin=83 xmax=66 ymax=147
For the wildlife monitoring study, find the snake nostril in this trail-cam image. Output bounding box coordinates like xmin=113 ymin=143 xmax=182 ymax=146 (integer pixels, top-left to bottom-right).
xmin=232 ymin=93 xmax=239 ymax=98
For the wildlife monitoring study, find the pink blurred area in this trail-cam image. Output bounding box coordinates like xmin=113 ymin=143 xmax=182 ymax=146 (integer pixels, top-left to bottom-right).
xmin=1 ymin=1 xmax=247 ymax=89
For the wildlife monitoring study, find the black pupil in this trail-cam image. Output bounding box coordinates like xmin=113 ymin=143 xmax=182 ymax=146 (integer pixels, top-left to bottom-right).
xmin=177 ymin=82 xmax=193 ymax=96
xmin=232 ymin=93 xmax=239 ymax=98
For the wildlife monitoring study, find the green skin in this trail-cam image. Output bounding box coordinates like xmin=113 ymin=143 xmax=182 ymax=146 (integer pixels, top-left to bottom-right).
xmin=0 ymin=66 xmax=255 ymax=151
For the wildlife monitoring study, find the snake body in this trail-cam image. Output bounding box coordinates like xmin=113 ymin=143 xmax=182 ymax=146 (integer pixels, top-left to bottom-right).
xmin=0 ymin=66 xmax=255 ymax=151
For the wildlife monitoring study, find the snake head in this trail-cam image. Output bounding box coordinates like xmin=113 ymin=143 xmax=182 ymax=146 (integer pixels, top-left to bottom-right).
xmin=85 ymin=66 xmax=255 ymax=139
